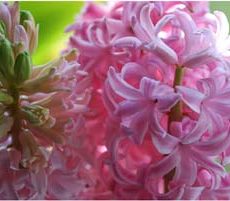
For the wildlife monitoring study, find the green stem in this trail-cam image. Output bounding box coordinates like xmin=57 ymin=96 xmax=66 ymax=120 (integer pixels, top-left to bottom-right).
xmin=11 ymin=110 xmax=22 ymax=150
xmin=169 ymin=67 xmax=184 ymax=123
xmin=164 ymin=66 xmax=184 ymax=193
xmin=8 ymin=85 xmax=21 ymax=150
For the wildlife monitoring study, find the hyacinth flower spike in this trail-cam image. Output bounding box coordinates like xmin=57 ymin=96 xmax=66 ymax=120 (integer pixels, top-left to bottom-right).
xmin=65 ymin=1 xmax=230 ymax=199
xmin=0 ymin=2 xmax=91 ymax=199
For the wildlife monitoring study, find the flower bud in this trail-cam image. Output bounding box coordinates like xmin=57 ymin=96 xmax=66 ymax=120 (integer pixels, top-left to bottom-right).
xmin=14 ymin=51 xmax=32 ymax=84
xmin=0 ymin=114 xmax=13 ymax=139
xmin=23 ymin=21 xmax=38 ymax=53
xmin=0 ymin=20 xmax=6 ymax=36
xmin=19 ymin=129 xmax=49 ymax=172
xmin=19 ymin=10 xmax=38 ymax=53
xmin=20 ymin=10 xmax=34 ymax=26
xmin=0 ymin=3 xmax=11 ymax=35
xmin=21 ymin=105 xmax=50 ymax=126
xmin=0 ymin=37 xmax=14 ymax=80
xmin=0 ymin=91 xmax=13 ymax=104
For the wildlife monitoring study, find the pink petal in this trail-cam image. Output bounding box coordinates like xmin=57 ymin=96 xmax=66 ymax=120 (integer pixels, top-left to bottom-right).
xmin=214 ymin=187 xmax=230 ymax=197
xmin=183 ymin=47 xmax=217 ymax=68
xmin=132 ymin=18 xmax=151 ymax=42
xmin=128 ymin=111 xmax=149 ymax=144
xmin=82 ymin=2 xmax=106 ymax=20
xmin=0 ymin=182 xmax=18 ymax=199
xmin=103 ymin=80 xmax=117 ymax=113
xmin=87 ymin=23 xmax=107 ymax=46
xmin=111 ymin=162 xmax=141 ymax=186
xmin=140 ymin=77 xmax=159 ymax=99
xmin=145 ymin=38 xmax=178 ymax=64
xmin=156 ymin=92 xmax=180 ymax=112
xmin=197 ymin=78 xmax=216 ymax=97
xmin=105 ymin=18 xmax=124 ymax=36
xmin=116 ymin=100 xmax=145 ymax=117
xmin=108 ymin=67 xmax=143 ymax=100
xmin=154 ymin=14 xmax=174 ymax=35
xmin=191 ymin=149 xmax=225 ymax=176
xmin=48 ymin=170 xmax=85 ymax=199
xmin=109 ymin=136 xmax=141 ymax=186
xmin=207 ymin=91 xmax=230 ymax=118
xmin=204 ymin=108 xmax=225 ymax=133
xmin=147 ymin=148 xmax=179 ymax=179
xmin=193 ymin=128 xmax=230 ymax=156
xmin=174 ymin=151 xmax=197 ymax=185
xmin=30 ymin=169 xmax=47 ymax=199
xmin=182 ymin=186 xmax=204 ymax=200
xmin=139 ymin=3 xmax=155 ymax=38
xmin=155 ymin=185 xmax=184 ymax=200
xmin=214 ymin=11 xmax=229 ymax=39
xmin=150 ymin=111 xmax=168 ymax=137
xmin=182 ymin=112 xmax=208 ymax=144
xmin=174 ymin=10 xmax=196 ymax=55
xmin=113 ymin=36 xmax=142 ymax=49
xmin=69 ymin=36 xmax=101 ymax=57
xmin=121 ymin=62 xmax=145 ymax=80
xmin=176 ymin=86 xmax=204 ymax=113
xmin=140 ymin=77 xmax=179 ymax=111
xmin=151 ymin=132 xmax=179 ymax=154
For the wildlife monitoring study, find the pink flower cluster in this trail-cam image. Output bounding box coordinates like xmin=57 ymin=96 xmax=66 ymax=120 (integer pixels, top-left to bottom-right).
xmin=0 ymin=2 xmax=90 ymax=199
xmin=66 ymin=1 xmax=230 ymax=199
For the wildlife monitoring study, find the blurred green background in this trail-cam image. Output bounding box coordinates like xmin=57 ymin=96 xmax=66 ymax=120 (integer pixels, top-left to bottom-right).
xmin=20 ymin=1 xmax=84 ymax=65
xmin=19 ymin=1 xmax=230 ymax=65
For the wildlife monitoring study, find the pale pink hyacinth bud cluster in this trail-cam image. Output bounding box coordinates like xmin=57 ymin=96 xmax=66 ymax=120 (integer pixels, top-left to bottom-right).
xmin=0 ymin=2 xmax=91 ymax=199
xmin=66 ymin=1 xmax=230 ymax=199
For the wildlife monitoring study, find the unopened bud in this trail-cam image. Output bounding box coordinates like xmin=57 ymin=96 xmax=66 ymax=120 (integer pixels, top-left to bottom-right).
xmin=21 ymin=105 xmax=50 ymax=126
xmin=0 ymin=37 xmax=14 ymax=80
xmin=0 ymin=115 xmax=13 ymax=139
xmin=64 ymin=49 xmax=77 ymax=62
xmin=19 ymin=11 xmax=38 ymax=53
xmin=0 ymin=91 xmax=13 ymax=104
xmin=14 ymin=51 xmax=32 ymax=84
xmin=20 ymin=10 xmax=34 ymax=25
